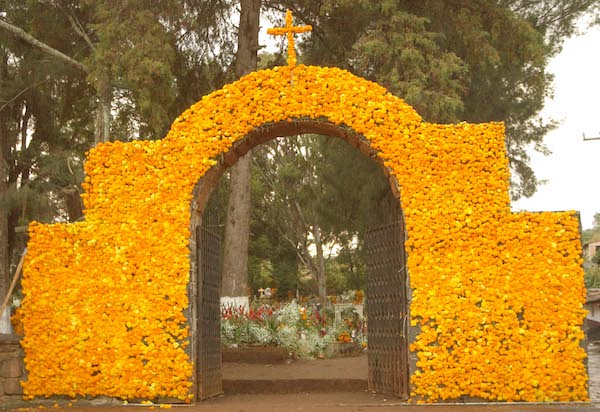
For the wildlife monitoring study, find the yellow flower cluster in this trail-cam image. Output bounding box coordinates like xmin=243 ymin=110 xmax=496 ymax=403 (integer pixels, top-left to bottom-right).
xmin=22 ymin=221 xmax=193 ymax=401
xmin=20 ymin=64 xmax=587 ymax=402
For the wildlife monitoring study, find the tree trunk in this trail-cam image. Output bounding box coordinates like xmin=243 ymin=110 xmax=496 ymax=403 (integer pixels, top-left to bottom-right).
xmin=312 ymin=222 xmax=328 ymax=307
xmin=220 ymin=0 xmax=260 ymax=304
xmin=95 ymin=71 xmax=112 ymax=145
xmin=64 ymin=188 xmax=84 ymax=222
xmin=292 ymin=201 xmax=328 ymax=307
xmin=221 ymin=154 xmax=253 ymax=300
xmin=0 ymin=50 xmax=10 ymax=307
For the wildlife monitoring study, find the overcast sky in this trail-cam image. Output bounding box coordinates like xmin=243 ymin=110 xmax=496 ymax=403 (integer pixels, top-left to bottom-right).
xmin=512 ymin=25 xmax=600 ymax=229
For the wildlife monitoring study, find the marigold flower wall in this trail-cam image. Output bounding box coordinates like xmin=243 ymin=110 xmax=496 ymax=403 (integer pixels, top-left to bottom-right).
xmin=20 ymin=65 xmax=588 ymax=402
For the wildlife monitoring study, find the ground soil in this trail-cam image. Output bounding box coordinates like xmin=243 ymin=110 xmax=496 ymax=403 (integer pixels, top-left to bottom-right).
xmin=223 ymin=353 xmax=368 ymax=380
xmin=222 ymin=353 xmax=368 ymax=394
xmin=222 ymin=346 xmax=289 ymax=364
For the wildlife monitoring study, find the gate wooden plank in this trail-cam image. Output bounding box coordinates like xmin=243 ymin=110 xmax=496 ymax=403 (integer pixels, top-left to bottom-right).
xmin=365 ymin=219 xmax=409 ymax=399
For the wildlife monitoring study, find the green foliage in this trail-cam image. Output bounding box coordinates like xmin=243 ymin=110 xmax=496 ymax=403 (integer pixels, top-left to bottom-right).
xmin=248 ymin=254 xmax=273 ymax=289
xmin=593 ymin=249 xmax=600 ymax=265
xmin=207 ymin=134 xmax=392 ymax=298
xmin=500 ymin=0 xmax=599 ymax=52
xmin=351 ymin=10 xmax=467 ymax=122
xmin=585 ymin=265 xmax=600 ymax=288
xmin=316 ymin=137 xmax=396 ymax=233
xmin=334 ymin=245 xmax=366 ymax=291
xmin=90 ymin=3 xmax=175 ymax=132
xmin=220 ymin=301 xmax=354 ymax=358
xmin=0 ymin=13 xmax=94 ymax=226
xmin=582 ymin=213 xmax=600 ymax=245
xmin=204 ymin=132 xmax=391 ymax=297
xmin=324 ymin=260 xmax=348 ymax=295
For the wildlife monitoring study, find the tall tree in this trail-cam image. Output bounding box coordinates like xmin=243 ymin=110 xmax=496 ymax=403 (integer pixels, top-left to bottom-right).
xmin=220 ymin=0 xmax=261 ymax=302
xmin=0 ymin=48 xmax=9 ymax=304
xmin=0 ymin=1 xmax=183 ymax=143
xmin=0 ymin=0 xmax=237 ymax=305
xmin=252 ymin=136 xmax=329 ymax=304
xmin=0 ymin=25 xmax=96 ymax=303
xmin=247 ymin=135 xmax=393 ymax=305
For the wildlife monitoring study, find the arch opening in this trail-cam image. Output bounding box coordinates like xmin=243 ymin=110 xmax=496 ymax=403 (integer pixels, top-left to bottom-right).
xmin=188 ymin=119 xmax=411 ymax=400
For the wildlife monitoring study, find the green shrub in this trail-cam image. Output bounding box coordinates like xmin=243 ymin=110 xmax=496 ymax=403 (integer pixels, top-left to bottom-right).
xmin=585 ymin=264 xmax=600 ymax=288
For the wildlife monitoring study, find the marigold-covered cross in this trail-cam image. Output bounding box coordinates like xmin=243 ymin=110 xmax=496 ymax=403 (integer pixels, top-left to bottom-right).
xmin=267 ymin=10 xmax=312 ymax=68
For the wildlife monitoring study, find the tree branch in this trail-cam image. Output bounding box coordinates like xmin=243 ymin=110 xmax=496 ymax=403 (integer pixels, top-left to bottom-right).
xmin=299 ymin=235 xmax=320 ymax=282
xmin=0 ymin=78 xmax=50 ymax=113
xmin=274 ymin=224 xmax=310 ymax=269
xmin=64 ymin=11 xmax=96 ymax=52
xmin=0 ymin=19 xmax=88 ymax=73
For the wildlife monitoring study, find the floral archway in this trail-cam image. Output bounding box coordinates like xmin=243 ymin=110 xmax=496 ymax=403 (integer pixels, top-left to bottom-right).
xmin=21 ymin=63 xmax=587 ymax=403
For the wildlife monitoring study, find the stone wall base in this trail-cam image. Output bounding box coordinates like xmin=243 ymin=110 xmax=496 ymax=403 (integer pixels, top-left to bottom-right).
xmin=0 ymin=334 xmax=24 ymax=407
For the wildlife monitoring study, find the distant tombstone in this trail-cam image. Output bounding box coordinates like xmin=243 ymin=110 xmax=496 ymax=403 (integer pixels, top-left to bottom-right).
xmin=353 ymin=304 xmax=364 ymax=319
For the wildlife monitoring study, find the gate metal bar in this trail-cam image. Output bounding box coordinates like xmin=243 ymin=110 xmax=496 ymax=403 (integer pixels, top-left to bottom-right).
xmin=365 ymin=219 xmax=409 ymax=398
xmin=197 ymin=225 xmax=223 ymax=400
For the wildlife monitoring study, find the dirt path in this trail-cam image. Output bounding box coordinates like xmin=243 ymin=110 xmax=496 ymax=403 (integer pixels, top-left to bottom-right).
xmin=222 ymin=354 xmax=368 ymax=380
xmin=222 ymin=354 xmax=368 ymax=394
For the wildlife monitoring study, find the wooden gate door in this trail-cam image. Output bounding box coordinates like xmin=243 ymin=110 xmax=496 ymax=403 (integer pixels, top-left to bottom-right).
xmin=196 ymin=225 xmax=223 ymax=400
xmin=365 ymin=219 xmax=409 ymax=398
